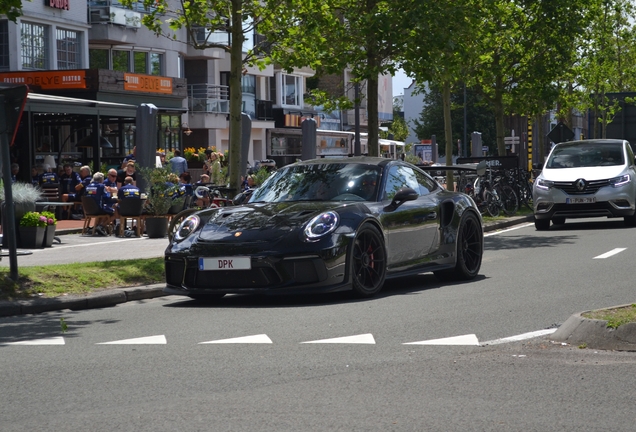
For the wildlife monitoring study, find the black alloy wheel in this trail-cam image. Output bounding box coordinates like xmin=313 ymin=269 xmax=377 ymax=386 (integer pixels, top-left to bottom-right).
xmin=534 ymin=218 xmax=550 ymax=230
xmin=434 ymin=211 xmax=483 ymax=281
xmin=351 ymin=224 xmax=387 ymax=297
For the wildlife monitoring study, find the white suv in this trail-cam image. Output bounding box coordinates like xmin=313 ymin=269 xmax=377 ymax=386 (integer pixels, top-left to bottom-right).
xmin=533 ymin=139 xmax=636 ymax=230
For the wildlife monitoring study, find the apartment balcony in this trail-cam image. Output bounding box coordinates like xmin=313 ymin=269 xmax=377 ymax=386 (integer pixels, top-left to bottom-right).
xmin=88 ymin=2 xmax=142 ymax=44
xmin=188 ymin=83 xmax=230 ymax=113
xmin=186 ymin=27 xmax=228 ymax=60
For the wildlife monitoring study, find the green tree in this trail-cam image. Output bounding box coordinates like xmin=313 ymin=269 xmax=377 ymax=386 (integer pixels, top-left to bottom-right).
xmin=469 ymin=0 xmax=590 ymax=155
xmin=0 ymin=0 xmax=26 ymax=21
xmin=413 ymin=83 xmax=496 ymax=156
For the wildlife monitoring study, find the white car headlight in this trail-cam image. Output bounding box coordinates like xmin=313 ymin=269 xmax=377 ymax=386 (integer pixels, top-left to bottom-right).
xmin=304 ymin=211 xmax=339 ymax=240
xmin=610 ymin=174 xmax=630 ymax=187
xmin=174 ymin=215 xmax=200 ymax=241
xmin=536 ymin=178 xmax=554 ymax=190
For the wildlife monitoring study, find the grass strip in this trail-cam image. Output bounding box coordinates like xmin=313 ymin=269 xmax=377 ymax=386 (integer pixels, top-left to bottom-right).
xmin=0 ymin=257 xmax=164 ymax=300
xmin=582 ymin=304 xmax=636 ymax=329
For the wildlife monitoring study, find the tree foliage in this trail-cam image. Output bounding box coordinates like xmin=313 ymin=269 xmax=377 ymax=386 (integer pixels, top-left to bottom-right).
xmin=0 ymin=0 xmax=26 ymax=22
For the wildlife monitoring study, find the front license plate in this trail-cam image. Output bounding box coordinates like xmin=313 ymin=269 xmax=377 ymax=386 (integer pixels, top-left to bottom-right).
xmin=566 ymin=197 xmax=596 ymax=204
xmin=199 ymin=257 xmax=251 ymax=271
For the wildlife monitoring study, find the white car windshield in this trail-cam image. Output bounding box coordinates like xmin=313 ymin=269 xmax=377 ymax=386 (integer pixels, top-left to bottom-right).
xmin=546 ymin=142 xmax=624 ymax=168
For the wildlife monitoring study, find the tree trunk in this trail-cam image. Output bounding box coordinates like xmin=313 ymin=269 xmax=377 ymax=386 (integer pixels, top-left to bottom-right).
xmin=494 ymin=87 xmax=506 ymax=156
xmin=366 ymin=22 xmax=379 ymax=158
xmin=442 ymin=81 xmax=454 ymax=189
xmin=228 ymin=0 xmax=245 ymax=192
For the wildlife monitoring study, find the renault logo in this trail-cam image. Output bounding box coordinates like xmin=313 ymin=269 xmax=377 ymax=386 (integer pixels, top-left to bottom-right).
xmin=575 ymin=178 xmax=586 ymax=192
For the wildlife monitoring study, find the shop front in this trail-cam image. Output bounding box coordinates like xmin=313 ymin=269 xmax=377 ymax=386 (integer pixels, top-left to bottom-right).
xmin=0 ymin=69 xmax=187 ymax=180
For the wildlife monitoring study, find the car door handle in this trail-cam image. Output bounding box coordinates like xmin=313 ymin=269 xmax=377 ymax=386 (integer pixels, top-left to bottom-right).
xmin=426 ymin=212 xmax=437 ymax=220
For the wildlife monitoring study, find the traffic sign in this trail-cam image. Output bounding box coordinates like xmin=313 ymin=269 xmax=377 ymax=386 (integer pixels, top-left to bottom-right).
xmin=547 ymin=122 xmax=575 ymax=144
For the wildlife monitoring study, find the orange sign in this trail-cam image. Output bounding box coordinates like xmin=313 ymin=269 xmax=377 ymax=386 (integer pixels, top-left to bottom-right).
xmin=0 ymin=71 xmax=86 ymax=89
xmin=124 ymin=73 xmax=172 ymax=94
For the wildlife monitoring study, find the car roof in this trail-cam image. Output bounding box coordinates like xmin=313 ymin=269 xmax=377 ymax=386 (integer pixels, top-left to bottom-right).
xmin=292 ymin=156 xmax=392 ymax=167
xmin=555 ymin=139 xmax=628 ymax=148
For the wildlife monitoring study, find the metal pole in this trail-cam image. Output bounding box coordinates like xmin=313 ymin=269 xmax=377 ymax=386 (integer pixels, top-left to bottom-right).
xmin=354 ymin=82 xmax=361 ymax=156
xmin=463 ymin=83 xmax=467 ymax=158
xmin=0 ymin=95 xmax=19 ymax=280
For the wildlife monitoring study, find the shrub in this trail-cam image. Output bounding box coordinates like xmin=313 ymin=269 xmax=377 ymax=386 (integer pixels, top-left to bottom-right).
xmin=20 ymin=211 xmax=48 ymax=228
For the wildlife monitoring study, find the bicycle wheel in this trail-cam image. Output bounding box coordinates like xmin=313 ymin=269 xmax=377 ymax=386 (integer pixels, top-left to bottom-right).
xmin=484 ymin=190 xmax=500 ymax=217
xmin=499 ymin=185 xmax=518 ymax=216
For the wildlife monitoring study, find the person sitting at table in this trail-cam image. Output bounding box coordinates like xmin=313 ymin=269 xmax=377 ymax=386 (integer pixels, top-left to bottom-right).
xmin=39 ymin=164 xmax=59 ymax=186
xmin=116 ymin=161 xmax=137 ymax=189
xmin=85 ymin=172 xmax=116 ymax=236
xmin=103 ymin=168 xmax=119 ymax=195
xmin=59 ymin=163 xmax=80 ymax=196
xmin=62 ymin=165 xmax=92 ymax=220
xmin=117 ymin=176 xmax=141 ymax=200
xmin=122 ymin=146 xmax=136 ymax=168
xmin=30 ymin=166 xmax=39 ymax=186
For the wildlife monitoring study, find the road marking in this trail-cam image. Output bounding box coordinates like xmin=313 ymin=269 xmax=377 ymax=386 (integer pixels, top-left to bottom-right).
xmin=301 ymin=333 xmax=376 ymax=344
xmin=32 ymin=238 xmax=147 ymax=252
xmin=480 ymin=328 xmax=557 ymax=346
xmin=1 ymin=336 xmax=65 ymax=346
xmin=593 ymin=248 xmax=627 ymax=259
xmin=484 ymin=223 xmax=534 ymax=237
xmin=403 ymin=334 xmax=479 ymax=346
xmin=199 ymin=334 xmax=273 ymax=344
xmin=96 ymin=335 xmax=167 ymax=345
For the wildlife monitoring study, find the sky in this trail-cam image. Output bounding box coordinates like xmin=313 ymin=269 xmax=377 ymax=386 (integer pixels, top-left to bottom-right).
xmin=392 ymin=69 xmax=413 ymax=97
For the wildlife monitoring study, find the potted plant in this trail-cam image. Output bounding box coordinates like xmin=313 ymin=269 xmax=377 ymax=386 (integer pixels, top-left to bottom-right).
xmin=138 ymin=166 xmax=185 ymax=238
xmin=41 ymin=210 xmax=57 ymax=247
xmin=1 ymin=182 xmax=43 ymax=247
xmin=18 ymin=211 xmax=47 ymax=249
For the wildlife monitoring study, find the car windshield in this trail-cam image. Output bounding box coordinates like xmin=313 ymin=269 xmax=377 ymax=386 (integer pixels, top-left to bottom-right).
xmin=546 ymin=142 xmax=624 ymax=168
xmin=249 ymin=163 xmax=382 ymax=203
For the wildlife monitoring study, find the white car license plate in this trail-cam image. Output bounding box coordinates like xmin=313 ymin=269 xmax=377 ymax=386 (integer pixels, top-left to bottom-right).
xmin=566 ymin=197 xmax=596 ymax=204
xmin=199 ymin=257 xmax=251 ymax=271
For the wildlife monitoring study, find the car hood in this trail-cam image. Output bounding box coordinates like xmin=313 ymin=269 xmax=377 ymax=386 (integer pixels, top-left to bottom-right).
xmin=541 ymin=165 xmax=627 ymax=182
xmin=197 ymin=201 xmax=353 ymax=243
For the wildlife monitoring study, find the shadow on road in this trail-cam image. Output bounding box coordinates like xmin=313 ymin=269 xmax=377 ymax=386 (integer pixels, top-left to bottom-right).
xmin=163 ymin=273 xmax=486 ymax=310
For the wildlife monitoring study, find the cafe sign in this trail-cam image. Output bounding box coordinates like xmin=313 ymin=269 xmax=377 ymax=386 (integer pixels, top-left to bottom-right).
xmin=124 ymin=73 xmax=173 ymax=94
xmin=0 ymin=71 xmax=86 ymax=89
xmin=45 ymin=0 xmax=70 ymax=10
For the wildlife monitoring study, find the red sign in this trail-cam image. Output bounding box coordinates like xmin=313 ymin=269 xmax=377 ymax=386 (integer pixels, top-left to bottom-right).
xmin=0 ymin=71 xmax=86 ymax=89
xmin=46 ymin=0 xmax=69 ymax=10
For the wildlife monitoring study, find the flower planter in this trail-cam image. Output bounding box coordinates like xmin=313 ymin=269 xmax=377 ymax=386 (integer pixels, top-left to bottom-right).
xmin=144 ymin=216 xmax=169 ymax=238
xmin=43 ymin=224 xmax=57 ymax=247
xmin=18 ymin=226 xmax=45 ymax=249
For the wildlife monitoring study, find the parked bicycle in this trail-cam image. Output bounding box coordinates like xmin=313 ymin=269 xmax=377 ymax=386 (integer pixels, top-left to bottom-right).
xmin=463 ymin=161 xmax=518 ymax=217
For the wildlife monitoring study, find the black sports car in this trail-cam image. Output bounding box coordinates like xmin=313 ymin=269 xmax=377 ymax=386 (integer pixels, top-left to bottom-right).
xmin=164 ymin=157 xmax=483 ymax=299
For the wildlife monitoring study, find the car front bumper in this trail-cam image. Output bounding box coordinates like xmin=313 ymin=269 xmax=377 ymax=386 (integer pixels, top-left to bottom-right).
xmin=533 ymin=184 xmax=635 ymax=220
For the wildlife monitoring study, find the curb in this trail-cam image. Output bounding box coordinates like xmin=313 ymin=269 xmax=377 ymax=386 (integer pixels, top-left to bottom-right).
xmin=551 ymin=306 xmax=636 ymax=351
xmin=0 ymin=284 xmax=167 ymax=318
xmin=483 ymin=214 xmax=534 ymax=232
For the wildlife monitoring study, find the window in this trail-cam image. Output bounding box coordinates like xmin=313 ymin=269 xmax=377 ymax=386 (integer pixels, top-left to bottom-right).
xmin=242 ymin=75 xmax=255 ymax=95
xmin=133 ymin=51 xmax=147 ymax=73
xmin=0 ymin=21 xmax=8 ymax=70
xmin=282 ymin=74 xmax=301 ymax=106
xmin=150 ymin=53 xmax=162 ymax=75
xmin=21 ymin=22 xmax=48 ymax=70
xmin=383 ymin=165 xmax=420 ymax=200
xmin=414 ymin=169 xmax=437 ymax=195
xmin=56 ymin=29 xmax=80 ymax=69
xmin=112 ymin=50 xmax=129 ymax=71
xmin=89 ymin=48 xmax=109 ymax=68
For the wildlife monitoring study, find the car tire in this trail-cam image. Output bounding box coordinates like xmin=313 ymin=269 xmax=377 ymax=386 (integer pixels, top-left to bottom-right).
xmin=434 ymin=211 xmax=483 ymax=281
xmin=534 ymin=218 xmax=550 ymax=230
xmin=350 ymin=224 xmax=387 ymax=297
xmin=552 ymin=217 xmax=566 ymax=225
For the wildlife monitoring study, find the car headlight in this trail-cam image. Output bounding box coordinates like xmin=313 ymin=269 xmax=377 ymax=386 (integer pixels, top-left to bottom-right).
xmin=536 ymin=178 xmax=554 ymax=190
xmin=174 ymin=215 xmax=200 ymax=241
xmin=610 ymin=174 xmax=630 ymax=187
xmin=304 ymin=211 xmax=339 ymax=240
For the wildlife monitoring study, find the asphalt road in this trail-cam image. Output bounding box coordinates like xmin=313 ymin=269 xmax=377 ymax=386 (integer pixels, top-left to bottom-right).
xmin=1 ymin=218 xmax=636 ymax=431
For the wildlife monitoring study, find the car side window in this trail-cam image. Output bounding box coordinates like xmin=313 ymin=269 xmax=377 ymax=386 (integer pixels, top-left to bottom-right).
xmin=414 ymin=170 xmax=437 ymax=195
xmin=383 ymin=165 xmax=418 ymax=200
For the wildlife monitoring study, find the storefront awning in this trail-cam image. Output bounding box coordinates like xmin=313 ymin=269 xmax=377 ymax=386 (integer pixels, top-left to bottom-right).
xmin=379 ymin=138 xmax=405 ymax=146
xmin=25 ymin=93 xmax=137 ymax=117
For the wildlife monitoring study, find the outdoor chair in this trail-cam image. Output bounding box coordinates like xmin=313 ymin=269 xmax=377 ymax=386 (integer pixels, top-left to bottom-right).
xmin=117 ymin=198 xmax=145 ymax=237
xmin=81 ymin=196 xmax=112 ymax=236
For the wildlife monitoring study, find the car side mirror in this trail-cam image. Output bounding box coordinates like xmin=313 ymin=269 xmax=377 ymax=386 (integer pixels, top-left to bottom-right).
xmin=384 ymin=187 xmax=418 ymax=212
